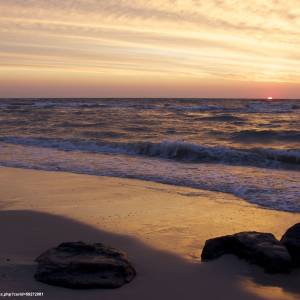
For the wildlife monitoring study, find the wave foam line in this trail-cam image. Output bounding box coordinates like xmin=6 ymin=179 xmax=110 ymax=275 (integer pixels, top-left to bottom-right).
xmin=0 ymin=136 xmax=299 ymax=169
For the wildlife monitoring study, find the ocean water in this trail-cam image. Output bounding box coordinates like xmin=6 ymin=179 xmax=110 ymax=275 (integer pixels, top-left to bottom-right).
xmin=0 ymin=98 xmax=299 ymax=212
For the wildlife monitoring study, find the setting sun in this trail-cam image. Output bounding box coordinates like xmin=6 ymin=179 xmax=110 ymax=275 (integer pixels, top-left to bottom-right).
xmin=267 ymin=97 xmax=273 ymax=100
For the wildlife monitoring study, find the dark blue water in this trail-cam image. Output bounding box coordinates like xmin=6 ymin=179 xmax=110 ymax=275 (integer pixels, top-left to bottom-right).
xmin=0 ymin=98 xmax=299 ymax=212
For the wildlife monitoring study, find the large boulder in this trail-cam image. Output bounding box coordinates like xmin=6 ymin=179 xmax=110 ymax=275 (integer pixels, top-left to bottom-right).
xmin=201 ymin=231 xmax=292 ymax=273
xmin=34 ymin=242 xmax=136 ymax=289
xmin=281 ymin=223 xmax=300 ymax=267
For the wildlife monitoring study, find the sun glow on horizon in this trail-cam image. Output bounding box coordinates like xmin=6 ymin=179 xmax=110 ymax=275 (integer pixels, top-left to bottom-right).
xmin=267 ymin=96 xmax=273 ymax=100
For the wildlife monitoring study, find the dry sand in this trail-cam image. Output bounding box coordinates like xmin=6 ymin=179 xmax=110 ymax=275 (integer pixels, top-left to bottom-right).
xmin=0 ymin=166 xmax=299 ymax=300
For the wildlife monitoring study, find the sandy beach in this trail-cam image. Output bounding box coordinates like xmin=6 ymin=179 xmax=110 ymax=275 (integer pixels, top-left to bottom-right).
xmin=0 ymin=166 xmax=299 ymax=300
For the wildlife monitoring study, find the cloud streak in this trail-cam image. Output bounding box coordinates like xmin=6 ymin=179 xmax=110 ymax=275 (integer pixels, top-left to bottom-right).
xmin=0 ymin=0 xmax=300 ymax=97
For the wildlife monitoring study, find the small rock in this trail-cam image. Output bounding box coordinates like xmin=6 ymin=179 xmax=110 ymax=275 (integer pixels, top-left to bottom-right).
xmin=34 ymin=242 xmax=136 ymax=289
xmin=201 ymin=231 xmax=292 ymax=273
xmin=281 ymin=223 xmax=300 ymax=267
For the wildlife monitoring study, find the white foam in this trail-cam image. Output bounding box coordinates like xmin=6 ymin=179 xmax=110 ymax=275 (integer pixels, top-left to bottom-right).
xmin=0 ymin=142 xmax=299 ymax=213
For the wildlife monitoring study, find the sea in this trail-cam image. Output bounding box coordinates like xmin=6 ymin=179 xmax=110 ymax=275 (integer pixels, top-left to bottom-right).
xmin=0 ymin=98 xmax=299 ymax=212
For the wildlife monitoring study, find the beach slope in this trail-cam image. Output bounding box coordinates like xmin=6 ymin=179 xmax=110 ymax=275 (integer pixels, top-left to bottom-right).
xmin=0 ymin=167 xmax=299 ymax=300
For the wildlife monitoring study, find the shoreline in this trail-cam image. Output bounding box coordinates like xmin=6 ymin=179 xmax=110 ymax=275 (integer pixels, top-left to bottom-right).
xmin=0 ymin=167 xmax=299 ymax=299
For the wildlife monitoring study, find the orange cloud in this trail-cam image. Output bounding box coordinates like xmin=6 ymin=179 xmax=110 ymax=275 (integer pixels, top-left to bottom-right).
xmin=0 ymin=0 xmax=300 ymax=97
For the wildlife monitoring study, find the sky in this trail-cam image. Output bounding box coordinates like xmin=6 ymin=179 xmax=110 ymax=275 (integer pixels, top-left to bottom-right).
xmin=0 ymin=0 xmax=300 ymax=98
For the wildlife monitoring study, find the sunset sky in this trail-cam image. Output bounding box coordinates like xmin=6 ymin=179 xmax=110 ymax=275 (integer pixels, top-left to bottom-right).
xmin=1 ymin=0 xmax=300 ymax=98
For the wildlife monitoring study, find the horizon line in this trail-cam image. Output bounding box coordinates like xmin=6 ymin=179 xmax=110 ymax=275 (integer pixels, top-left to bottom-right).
xmin=1 ymin=97 xmax=300 ymax=100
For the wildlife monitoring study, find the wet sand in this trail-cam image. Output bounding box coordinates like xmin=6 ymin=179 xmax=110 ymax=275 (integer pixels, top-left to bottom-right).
xmin=0 ymin=167 xmax=299 ymax=300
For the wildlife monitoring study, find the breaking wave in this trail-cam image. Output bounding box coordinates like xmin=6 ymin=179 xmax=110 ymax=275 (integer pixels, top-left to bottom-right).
xmin=1 ymin=136 xmax=299 ymax=170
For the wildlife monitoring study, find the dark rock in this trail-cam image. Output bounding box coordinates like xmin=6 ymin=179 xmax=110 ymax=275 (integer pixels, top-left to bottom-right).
xmin=34 ymin=241 xmax=136 ymax=289
xmin=201 ymin=231 xmax=292 ymax=273
xmin=281 ymin=223 xmax=300 ymax=267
